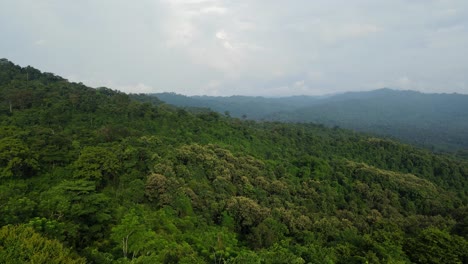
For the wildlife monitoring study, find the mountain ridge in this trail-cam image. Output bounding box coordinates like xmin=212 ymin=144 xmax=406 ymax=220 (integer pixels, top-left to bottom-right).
xmin=151 ymin=89 xmax=468 ymax=153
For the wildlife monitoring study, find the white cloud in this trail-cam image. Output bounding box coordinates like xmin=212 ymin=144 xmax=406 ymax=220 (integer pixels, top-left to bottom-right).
xmin=1 ymin=0 xmax=468 ymax=96
xmin=318 ymin=23 xmax=382 ymax=44
xmin=341 ymin=24 xmax=382 ymax=37
xmin=200 ymin=6 xmax=227 ymax=15
xmin=215 ymin=30 xmax=234 ymax=50
xmin=215 ymin=30 xmax=227 ymax=40
xmin=307 ymin=71 xmax=324 ymax=81
xmin=34 ymin=39 xmax=46 ymax=46
xmin=294 ymin=80 xmax=305 ymax=87
xmin=103 ymin=81 xmax=157 ymax=94
xmin=396 ymin=77 xmax=412 ymax=89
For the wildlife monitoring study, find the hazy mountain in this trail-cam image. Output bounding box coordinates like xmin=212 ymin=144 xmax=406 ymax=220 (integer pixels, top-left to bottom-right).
xmin=153 ymin=92 xmax=321 ymax=119
xmin=152 ymin=89 xmax=468 ymax=153
xmin=270 ymin=89 xmax=468 ymax=152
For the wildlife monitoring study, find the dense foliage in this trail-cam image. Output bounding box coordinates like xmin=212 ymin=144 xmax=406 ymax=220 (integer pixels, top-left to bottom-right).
xmin=1 ymin=59 xmax=467 ymax=263
xmin=153 ymin=89 xmax=468 ymax=154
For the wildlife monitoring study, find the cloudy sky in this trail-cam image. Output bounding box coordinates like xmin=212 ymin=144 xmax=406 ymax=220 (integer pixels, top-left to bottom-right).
xmin=1 ymin=0 xmax=468 ymax=96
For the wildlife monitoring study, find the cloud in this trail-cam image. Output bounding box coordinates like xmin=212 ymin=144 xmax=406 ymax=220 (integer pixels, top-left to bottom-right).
xmin=119 ymin=83 xmax=155 ymax=94
xmin=1 ymin=0 xmax=468 ymax=96
xmin=200 ymin=6 xmax=227 ymax=15
xmin=441 ymin=8 xmax=458 ymax=17
xmin=341 ymin=24 xmax=382 ymax=37
xmin=34 ymin=39 xmax=46 ymax=46
xmin=396 ymin=77 xmax=412 ymax=89
xmin=307 ymin=71 xmax=324 ymax=81
xmin=215 ymin=30 xmax=233 ymax=50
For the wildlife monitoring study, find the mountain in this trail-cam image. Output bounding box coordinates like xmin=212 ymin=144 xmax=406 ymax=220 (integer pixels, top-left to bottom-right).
xmin=270 ymin=88 xmax=468 ymax=153
xmin=0 ymin=59 xmax=467 ymax=263
xmin=153 ymin=92 xmax=320 ymax=119
xmin=152 ymin=89 xmax=468 ymax=153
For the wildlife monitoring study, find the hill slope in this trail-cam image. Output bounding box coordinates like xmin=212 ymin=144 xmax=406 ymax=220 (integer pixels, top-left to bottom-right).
xmin=1 ymin=59 xmax=467 ymax=263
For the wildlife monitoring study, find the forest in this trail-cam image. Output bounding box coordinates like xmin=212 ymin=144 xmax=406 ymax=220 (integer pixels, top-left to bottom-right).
xmin=0 ymin=58 xmax=467 ymax=263
xmin=154 ymin=89 xmax=468 ymax=154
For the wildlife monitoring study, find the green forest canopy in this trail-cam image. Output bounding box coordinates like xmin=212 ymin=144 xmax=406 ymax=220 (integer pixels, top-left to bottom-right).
xmin=0 ymin=59 xmax=467 ymax=263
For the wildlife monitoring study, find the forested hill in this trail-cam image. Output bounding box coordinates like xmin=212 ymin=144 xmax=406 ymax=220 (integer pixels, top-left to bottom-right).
xmin=0 ymin=59 xmax=467 ymax=263
xmin=271 ymin=89 xmax=468 ymax=153
xmin=153 ymin=89 xmax=468 ymax=153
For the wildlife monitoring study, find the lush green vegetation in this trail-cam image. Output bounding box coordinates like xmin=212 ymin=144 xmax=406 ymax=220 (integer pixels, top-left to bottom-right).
xmin=153 ymin=89 xmax=468 ymax=154
xmin=1 ymin=59 xmax=467 ymax=263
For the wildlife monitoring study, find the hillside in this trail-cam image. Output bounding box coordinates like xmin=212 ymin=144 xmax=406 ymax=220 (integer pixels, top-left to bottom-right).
xmin=153 ymin=89 xmax=468 ymax=153
xmin=0 ymin=59 xmax=467 ymax=263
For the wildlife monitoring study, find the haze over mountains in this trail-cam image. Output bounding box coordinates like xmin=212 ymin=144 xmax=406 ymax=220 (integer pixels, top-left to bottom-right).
xmin=153 ymin=89 xmax=468 ymax=153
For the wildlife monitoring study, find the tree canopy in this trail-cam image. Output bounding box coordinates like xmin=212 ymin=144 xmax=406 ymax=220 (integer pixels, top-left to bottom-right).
xmin=0 ymin=59 xmax=467 ymax=263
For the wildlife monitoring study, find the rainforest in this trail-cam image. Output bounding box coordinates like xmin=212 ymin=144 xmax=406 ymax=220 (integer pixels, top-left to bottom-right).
xmin=0 ymin=59 xmax=467 ymax=263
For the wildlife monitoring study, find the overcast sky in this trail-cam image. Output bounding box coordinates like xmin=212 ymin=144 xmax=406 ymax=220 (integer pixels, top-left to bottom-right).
xmin=1 ymin=0 xmax=468 ymax=96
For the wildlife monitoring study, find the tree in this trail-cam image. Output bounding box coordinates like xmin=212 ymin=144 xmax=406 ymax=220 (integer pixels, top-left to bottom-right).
xmin=0 ymin=196 xmax=36 ymax=224
xmin=250 ymin=217 xmax=288 ymax=248
xmin=73 ymin=146 xmax=120 ymax=187
xmin=38 ymin=180 xmax=113 ymax=247
xmin=226 ymin=196 xmax=270 ymax=234
xmin=404 ymin=228 xmax=468 ymax=264
xmin=259 ymin=242 xmax=305 ymax=264
xmin=0 ymin=225 xmax=85 ymax=264
xmin=0 ymin=137 xmax=39 ymax=178
xmin=111 ymin=208 xmax=157 ymax=259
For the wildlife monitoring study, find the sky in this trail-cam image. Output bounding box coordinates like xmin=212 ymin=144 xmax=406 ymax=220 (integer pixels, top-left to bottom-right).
xmin=1 ymin=0 xmax=468 ymax=96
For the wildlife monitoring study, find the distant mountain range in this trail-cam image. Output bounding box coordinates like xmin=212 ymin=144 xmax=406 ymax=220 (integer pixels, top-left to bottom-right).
xmin=151 ymin=89 xmax=468 ymax=153
xmin=152 ymin=92 xmax=321 ymax=119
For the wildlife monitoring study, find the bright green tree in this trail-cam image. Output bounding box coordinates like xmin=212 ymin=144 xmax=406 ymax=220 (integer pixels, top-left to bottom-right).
xmin=73 ymin=146 xmax=120 ymax=186
xmin=111 ymin=208 xmax=157 ymax=259
xmin=0 ymin=224 xmax=85 ymax=264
